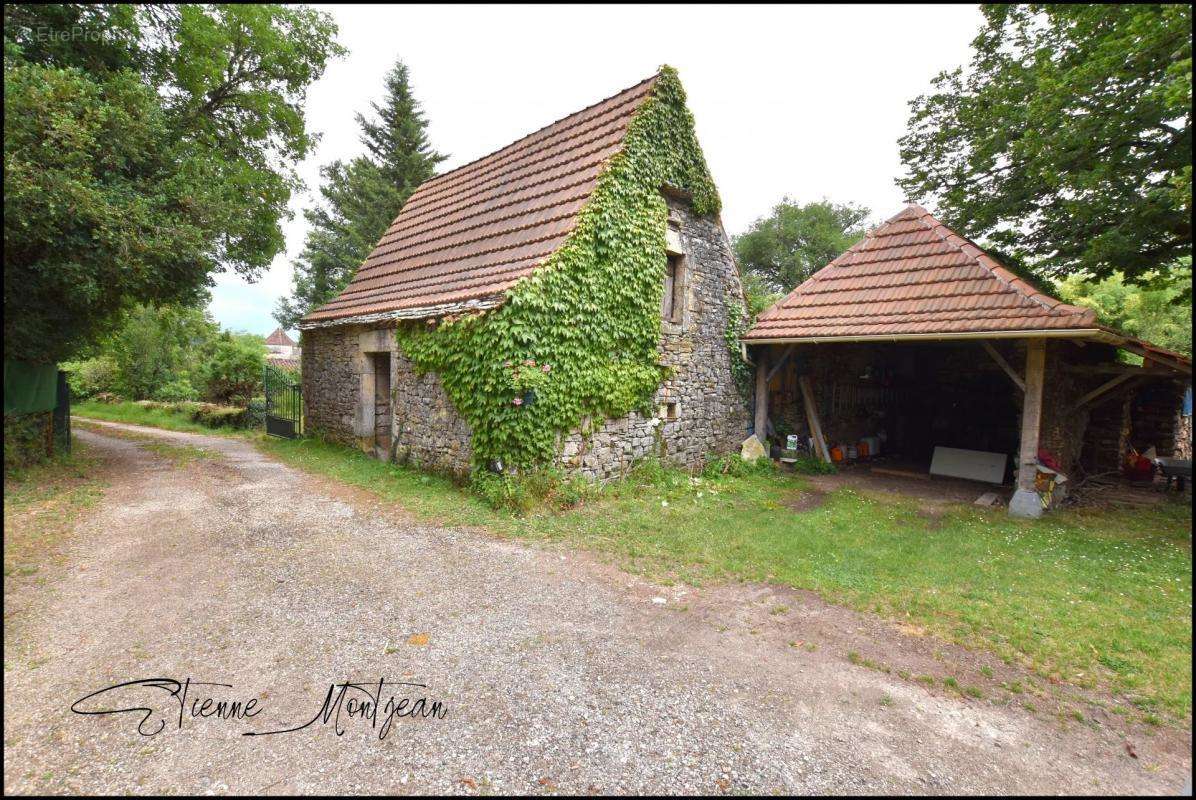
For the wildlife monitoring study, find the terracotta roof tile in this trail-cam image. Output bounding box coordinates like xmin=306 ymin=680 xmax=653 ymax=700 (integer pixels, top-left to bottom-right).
xmin=744 ymin=204 xmax=1099 ymax=341
xmin=302 ymin=75 xmax=659 ymax=326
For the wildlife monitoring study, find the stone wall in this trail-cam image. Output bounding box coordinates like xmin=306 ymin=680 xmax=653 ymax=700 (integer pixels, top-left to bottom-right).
xmin=301 ymin=324 xmax=472 ymax=474
xmin=1039 ymin=341 xmax=1090 ymax=472
xmin=390 ymin=347 xmax=473 ymax=474
xmin=301 ymin=196 xmax=751 ymax=481
xmin=556 ymin=197 xmax=752 ymax=479
xmin=1130 ymin=380 xmax=1189 ymax=458
xmin=300 ymin=325 xmax=367 ymax=446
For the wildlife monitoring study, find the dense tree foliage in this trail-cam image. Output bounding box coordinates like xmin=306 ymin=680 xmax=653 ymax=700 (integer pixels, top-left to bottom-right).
xmin=898 ymin=4 xmax=1192 ymax=283
xmin=105 ymin=304 xmax=218 ymax=401
xmin=1056 ymin=261 xmax=1193 ymax=358
xmin=63 ymin=303 xmax=267 ymax=403
xmin=275 ymin=59 xmax=445 ymax=328
xmin=733 ymin=198 xmax=870 ymax=316
xmin=198 ymin=332 xmax=268 ymax=405
xmin=3 ymin=4 xmax=343 ymax=363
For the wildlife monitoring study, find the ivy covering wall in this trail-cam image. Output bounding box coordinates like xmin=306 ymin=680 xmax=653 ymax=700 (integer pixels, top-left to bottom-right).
xmin=397 ymin=67 xmax=726 ymax=470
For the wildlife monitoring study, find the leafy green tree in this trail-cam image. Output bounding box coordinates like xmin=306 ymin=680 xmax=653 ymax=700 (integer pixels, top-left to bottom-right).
xmin=107 ymin=304 xmax=218 ymax=400
xmin=898 ymin=4 xmax=1192 ymax=283
xmin=275 ymin=59 xmax=446 ymax=328
xmin=199 ymin=333 xmax=266 ymax=405
xmin=733 ymin=198 xmax=870 ymax=314
xmin=1056 ymin=261 xmax=1192 ymax=358
xmin=3 ymin=4 xmax=343 ymax=363
xmin=61 ymin=356 xmax=120 ymax=400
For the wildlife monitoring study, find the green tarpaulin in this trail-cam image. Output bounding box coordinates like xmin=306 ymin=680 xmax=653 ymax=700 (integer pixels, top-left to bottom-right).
xmin=4 ymin=360 xmax=59 ymax=414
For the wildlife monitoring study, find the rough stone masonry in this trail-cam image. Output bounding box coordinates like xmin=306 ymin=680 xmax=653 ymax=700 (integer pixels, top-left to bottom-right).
xmin=300 ymin=196 xmax=751 ymax=478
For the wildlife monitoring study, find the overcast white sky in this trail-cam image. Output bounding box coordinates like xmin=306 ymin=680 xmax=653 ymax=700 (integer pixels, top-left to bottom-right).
xmin=208 ymin=3 xmax=983 ymax=335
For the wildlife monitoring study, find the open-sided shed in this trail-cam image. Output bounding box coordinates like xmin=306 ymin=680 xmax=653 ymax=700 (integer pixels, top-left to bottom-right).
xmin=743 ymin=204 xmax=1192 ymax=517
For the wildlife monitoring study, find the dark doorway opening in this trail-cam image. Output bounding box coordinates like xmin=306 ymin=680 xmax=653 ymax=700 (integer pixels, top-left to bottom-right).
xmin=370 ymin=352 xmax=391 ymax=454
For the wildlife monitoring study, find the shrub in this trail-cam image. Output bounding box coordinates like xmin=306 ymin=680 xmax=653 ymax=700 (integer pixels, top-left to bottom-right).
xmin=62 ymin=356 xmax=119 ymax=399
xmin=470 ymin=472 xmax=537 ymax=514
xmin=189 ymin=403 xmax=249 ymax=429
xmin=153 ymin=377 xmax=199 ymax=402
xmin=200 ymin=334 xmax=265 ymax=405
xmin=702 ymin=453 xmax=777 ymax=478
xmin=790 ymin=456 xmax=837 ymax=475
xmin=468 ymin=466 xmax=590 ymax=514
xmin=3 ymin=412 xmax=52 ymax=471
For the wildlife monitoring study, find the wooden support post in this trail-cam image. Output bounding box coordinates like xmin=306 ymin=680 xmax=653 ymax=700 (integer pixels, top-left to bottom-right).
xmin=799 ymin=375 xmax=831 ymax=463
xmin=754 ymin=349 xmax=769 ymax=446
xmin=981 ymin=341 xmax=1025 ymax=392
xmin=1009 ymin=339 xmax=1046 ymax=518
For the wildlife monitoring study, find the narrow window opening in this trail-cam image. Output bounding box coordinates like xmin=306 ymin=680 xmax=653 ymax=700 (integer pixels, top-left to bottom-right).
xmin=662 ymin=254 xmax=684 ymax=323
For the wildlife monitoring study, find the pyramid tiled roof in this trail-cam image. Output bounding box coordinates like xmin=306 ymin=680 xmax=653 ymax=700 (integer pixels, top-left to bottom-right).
xmin=265 ymin=328 xmax=297 ymax=346
xmin=745 ymin=204 xmax=1099 ymax=342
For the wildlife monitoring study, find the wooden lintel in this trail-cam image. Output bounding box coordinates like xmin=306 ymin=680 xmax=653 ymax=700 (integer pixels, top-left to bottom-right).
xmin=766 ymin=344 xmax=796 ymax=383
xmin=1073 ymin=371 xmax=1136 ymax=409
xmin=981 ymin=341 xmax=1025 ymax=392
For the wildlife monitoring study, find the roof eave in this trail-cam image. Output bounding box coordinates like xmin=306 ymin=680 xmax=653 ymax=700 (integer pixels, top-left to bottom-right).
xmin=298 ymin=295 xmax=506 ymax=331
xmin=742 ymin=328 xmax=1112 ymax=345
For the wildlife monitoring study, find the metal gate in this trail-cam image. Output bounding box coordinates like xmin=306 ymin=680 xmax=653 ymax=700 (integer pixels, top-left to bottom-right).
xmin=263 ymin=362 xmax=302 ymax=438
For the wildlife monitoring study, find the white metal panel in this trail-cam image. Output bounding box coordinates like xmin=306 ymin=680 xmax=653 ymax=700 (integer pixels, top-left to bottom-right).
xmin=929 ymin=446 xmax=1007 ymax=484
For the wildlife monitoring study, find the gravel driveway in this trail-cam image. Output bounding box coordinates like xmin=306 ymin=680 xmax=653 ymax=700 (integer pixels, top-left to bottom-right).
xmin=3 ymin=421 xmax=1189 ymax=794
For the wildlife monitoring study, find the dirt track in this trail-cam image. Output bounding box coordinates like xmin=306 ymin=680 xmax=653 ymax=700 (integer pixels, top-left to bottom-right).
xmin=3 ymin=420 xmax=1189 ymax=794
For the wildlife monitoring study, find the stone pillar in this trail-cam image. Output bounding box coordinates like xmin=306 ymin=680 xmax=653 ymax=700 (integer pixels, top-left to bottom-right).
xmin=1009 ymin=338 xmax=1046 ymax=518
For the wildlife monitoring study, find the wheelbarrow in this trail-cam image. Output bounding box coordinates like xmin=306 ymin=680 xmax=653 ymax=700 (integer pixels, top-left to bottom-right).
xmin=1154 ymin=457 xmax=1192 ymax=492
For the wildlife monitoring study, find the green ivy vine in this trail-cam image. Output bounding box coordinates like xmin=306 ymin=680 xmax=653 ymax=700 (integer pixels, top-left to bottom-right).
xmin=724 ymin=305 xmax=754 ymax=400
xmin=396 ymin=66 xmax=721 ymax=470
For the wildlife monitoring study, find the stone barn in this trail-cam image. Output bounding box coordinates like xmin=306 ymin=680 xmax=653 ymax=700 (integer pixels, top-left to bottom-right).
xmin=299 ymin=69 xmax=750 ymax=478
xmin=744 ymin=204 xmax=1192 ymax=517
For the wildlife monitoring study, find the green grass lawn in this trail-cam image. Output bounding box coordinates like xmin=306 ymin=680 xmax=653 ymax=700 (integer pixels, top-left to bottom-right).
xmin=259 ymin=435 xmax=1192 ymax=723
xmin=73 ymin=400 xmax=243 ymax=435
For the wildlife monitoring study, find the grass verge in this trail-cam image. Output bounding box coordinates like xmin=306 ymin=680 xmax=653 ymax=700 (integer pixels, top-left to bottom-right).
xmin=260 ymin=435 xmax=1192 ymax=723
xmin=4 ymin=438 xmax=106 ymax=583
xmin=73 ymin=400 xmax=244 ymax=435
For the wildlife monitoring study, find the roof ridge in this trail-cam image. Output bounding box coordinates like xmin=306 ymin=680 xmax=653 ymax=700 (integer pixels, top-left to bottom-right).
xmin=416 ymin=72 xmax=659 ymax=195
